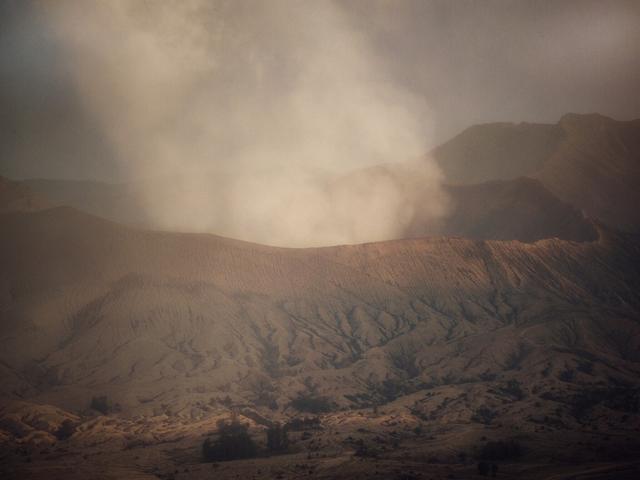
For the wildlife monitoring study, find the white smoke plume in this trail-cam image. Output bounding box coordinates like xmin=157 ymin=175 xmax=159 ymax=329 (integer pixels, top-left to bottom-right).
xmin=41 ymin=0 xmax=448 ymax=246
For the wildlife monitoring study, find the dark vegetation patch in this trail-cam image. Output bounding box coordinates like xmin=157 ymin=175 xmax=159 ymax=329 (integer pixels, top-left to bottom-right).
xmin=286 ymin=416 xmax=321 ymax=431
xmin=576 ymin=360 xmax=594 ymax=375
xmin=388 ymin=345 xmax=420 ymax=378
xmin=477 ymin=461 xmax=499 ymax=476
xmin=344 ymin=392 xmax=375 ymax=408
xmin=495 ymin=379 xmax=526 ymax=400
xmin=248 ymin=376 xmax=279 ymax=410
xmin=290 ymin=377 xmax=336 ymax=413
xmin=472 ymin=406 xmax=498 ymax=425
xmin=266 ymin=422 xmax=289 ymax=453
xmin=541 ymin=386 xmax=640 ymax=421
xmin=202 ymin=419 xmax=257 ymax=462
xmin=504 ymin=343 xmax=531 ymax=370
xmin=571 ymin=387 xmax=640 ymax=420
xmin=479 ymin=439 xmax=524 ymax=460
xmin=353 ymin=439 xmax=380 ymax=458
xmin=90 ymin=395 xmax=112 ymax=415
xmin=54 ymin=419 xmax=77 ymax=440
xmin=558 ymin=368 xmax=576 ymax=383
xmin=290 ymin=394 xmax=335 ymax=413
xmin=368 ymin=378 xmax=422 ymax=404
xmin=410 ymin=394 xmax=463 ymax=422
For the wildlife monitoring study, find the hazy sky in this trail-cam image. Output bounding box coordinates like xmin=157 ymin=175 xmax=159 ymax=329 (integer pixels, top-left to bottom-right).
xmin=1 ymin=0 xmax=639 ymax=246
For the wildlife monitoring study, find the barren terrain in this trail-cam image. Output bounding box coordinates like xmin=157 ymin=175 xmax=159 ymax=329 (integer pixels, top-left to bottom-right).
xmin=2 ymin=114 xmax=640 ymax=479
xmin=1 ymin=179 xmax=640 ymax=479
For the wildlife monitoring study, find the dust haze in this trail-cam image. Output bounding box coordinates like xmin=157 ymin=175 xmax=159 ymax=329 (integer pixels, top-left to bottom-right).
xmin=3 ymin=0 xmax=640 ymax=246
xmin=30 ymin=0 xmax=444 ymax=247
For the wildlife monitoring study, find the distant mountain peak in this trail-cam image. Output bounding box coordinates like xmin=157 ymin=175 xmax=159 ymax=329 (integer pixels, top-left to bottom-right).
xmin=558 ymin=112 xmax=615 ymax=125
xmin=433 ymin=114 xmax=640 ymax=233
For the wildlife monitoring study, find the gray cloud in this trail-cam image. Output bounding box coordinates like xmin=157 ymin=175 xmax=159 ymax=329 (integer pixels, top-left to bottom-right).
xmin=1 ymin=0 xmax=639 ymax=246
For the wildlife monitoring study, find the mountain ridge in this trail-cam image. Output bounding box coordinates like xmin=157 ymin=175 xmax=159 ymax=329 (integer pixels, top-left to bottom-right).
xmin=432 ymin=113 xmax=640 ymax=232
xmin=2 ymin=114 xmax=640 ymax=478
xmin=1 ymin=201 xmax=638 ymax=412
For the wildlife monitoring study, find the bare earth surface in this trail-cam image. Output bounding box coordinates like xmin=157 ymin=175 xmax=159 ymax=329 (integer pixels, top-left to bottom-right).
xmin=2 ymin=113 xmax=640 ymax=479
xmin=1 ymin=197 xmax=640 ymax=478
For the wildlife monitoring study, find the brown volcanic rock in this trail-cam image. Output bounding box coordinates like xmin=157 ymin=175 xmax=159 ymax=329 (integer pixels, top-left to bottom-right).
xmin=1 ymin=199 xmax=639 ymax=417
xmin=333 ymin=165 xmax=596 ymax=242
xmin=432 ymin=121 xmax=564 ymax=185
xmin=536 ymin=114 xmax=640 ymax=232
xmin=408 ymin=176 xmax=597 ymax=242
xmin=433 ymin=114 xmax=640 ymax=232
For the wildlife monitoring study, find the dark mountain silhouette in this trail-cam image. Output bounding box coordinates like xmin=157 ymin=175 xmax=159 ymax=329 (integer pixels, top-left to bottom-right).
xmin=20 ymin=114 xmax=638 ymax=245
xmin=432 ymin=114 xmax=640 ymax=232
xmin=412 ymin=176 xmax=597 ymax=242
xmin=432 ymin=121 xmax=564 ymax=184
